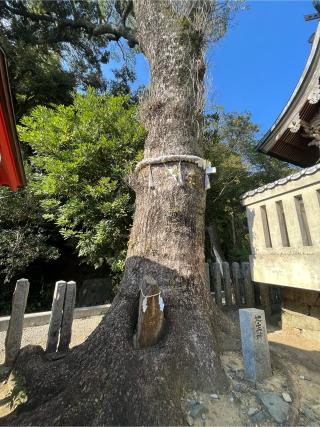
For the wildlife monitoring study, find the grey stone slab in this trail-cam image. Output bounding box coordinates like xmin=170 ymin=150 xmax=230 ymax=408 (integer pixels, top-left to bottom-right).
xmin=251 ymin=410 xmax=267 ymax=424
xmin=256 ymin=391 xmax=289 ymax=424
xmin=0 ymin=304 xmax=111 ymax=332
xmin=58 ymin=281 xmax=76 ymax=352
xmin=5 ymin=279 xmax=30 ymax=366
xmin=72 ymin=304 xmax=110 ymax=319
xmin=239 ymin=308 xmax=272 ymax=381
xmin=188 ymin=403 xmax=208 ymax=419
xmin=46 ymin=281 xmax=66 ymax=353
xmin=248 ymin=407 xmax=259 ymax=416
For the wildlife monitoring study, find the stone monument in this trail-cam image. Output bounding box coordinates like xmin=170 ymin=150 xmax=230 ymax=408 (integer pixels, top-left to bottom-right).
xmin=46 ymin=280 xmax=67 ymax=353
xmin=5 ymin=278 xmax=30 ymax=366
xmin=239 ymin=308 xmax=272 ymax=381
xmin=58 ymin=281 xmax=76 ymax=352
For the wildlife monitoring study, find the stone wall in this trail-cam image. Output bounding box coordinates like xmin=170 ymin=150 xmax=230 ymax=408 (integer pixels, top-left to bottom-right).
xmin=281 ymin=287 xmax=320 ymax=342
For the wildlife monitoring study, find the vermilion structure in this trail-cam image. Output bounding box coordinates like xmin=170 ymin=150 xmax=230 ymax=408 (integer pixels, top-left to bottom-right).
xmin=0 ymin=47 xmax=26 ymax=190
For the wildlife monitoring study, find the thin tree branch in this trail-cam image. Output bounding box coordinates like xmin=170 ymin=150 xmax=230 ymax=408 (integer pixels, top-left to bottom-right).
xmin=116 ymin=40 xmax=126 ymax=61
xmin=2 ymin=1 xmax=138 ymax=46
xmin=122 ymin=0 xmax=133 ymax=25
xmin=2 ymin=2 xmax=55 ymax=22
xmin=212 ymin=170 xmax=247 ymax=202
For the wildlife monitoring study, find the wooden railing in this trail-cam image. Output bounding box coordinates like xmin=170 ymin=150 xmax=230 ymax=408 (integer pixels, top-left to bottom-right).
xmin=205 ymin=261 xmax=255 ymax=307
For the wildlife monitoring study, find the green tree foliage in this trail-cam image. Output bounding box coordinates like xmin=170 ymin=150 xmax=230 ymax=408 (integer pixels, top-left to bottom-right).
xmin=0 ymin=94 xmax=293 ymax=284
xmin=204 ymin=111 xmax=294 ymax=261
xmin=0 ymin=167 xmax=59 ymax=283
xmin=18 ymin=90 xmax=145 ymax=276
xmin=109 ymin=65 xmax=136 ymax=97
xmin=0 ymin=40 xmax=76 ymax=122
xmin=0 ymin=98 xmax=294 ymax=283
xmin=0 ymin=10 xmax=75 ymax=120
xmin=0 ymin=0 xmax=130 ymax=119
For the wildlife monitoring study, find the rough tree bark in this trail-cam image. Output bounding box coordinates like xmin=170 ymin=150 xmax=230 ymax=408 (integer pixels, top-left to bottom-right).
xmin=1 ymin=1 xmax=229 ymax=425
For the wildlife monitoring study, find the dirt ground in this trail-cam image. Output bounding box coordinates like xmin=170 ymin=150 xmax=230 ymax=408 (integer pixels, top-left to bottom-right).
xmin=0 ymin=315 xmax=104 ymax=365
xmin=0 ymin=315 xmax=103 ymax=418
xmin=268 ymin=329 xmax=320 ymax=425
xmin=0 ymin=313 xmax=319 ymax=426
xmin=182 ymin=321 xmax=320 ymax=427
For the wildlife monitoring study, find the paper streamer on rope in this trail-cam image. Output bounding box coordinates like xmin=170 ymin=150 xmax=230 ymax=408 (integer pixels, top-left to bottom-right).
xmin=198 ymin=158 xmax=216 ymax=190
xmin=140 ymin=288 xmax=164 ymax=313
xmin=159 ymin=294 xmax=165 ymax=311
xmin=178 ymin=161 xmax=184 ymax=186
xmin=205 ymin=165 xmax=216 ymax=190
xmin=142 ymin=297 xmax=148 ymax=313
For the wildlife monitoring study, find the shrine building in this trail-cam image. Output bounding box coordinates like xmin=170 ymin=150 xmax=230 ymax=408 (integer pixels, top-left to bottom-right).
xmin=242 ymin=22 xmax=320 ymax=341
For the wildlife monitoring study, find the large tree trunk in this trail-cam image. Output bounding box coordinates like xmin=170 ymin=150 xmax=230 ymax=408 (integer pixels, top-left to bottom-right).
xmin=1 ymin=2 xmax=228 ymax=425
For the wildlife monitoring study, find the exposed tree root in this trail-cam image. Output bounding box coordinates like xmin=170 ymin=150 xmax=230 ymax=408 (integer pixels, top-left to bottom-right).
xmin=1 ymin=258 xmax=229 ymax=426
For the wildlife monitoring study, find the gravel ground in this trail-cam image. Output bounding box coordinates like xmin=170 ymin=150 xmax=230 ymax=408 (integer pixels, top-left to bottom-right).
xmin=0 ymin=315 xmax=103 ymax=364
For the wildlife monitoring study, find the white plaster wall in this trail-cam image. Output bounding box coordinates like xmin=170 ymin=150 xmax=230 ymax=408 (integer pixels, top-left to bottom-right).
xmin=243 ymin=170 xmax=320 ymax=290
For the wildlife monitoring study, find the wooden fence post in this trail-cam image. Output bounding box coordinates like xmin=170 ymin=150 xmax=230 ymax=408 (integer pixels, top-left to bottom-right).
xmin=212 ymin=262 xmax=222 ymax=306
xmin=241 ymin=262 xmax=255 ymax=307
xmin=232 ymin=262 xmax=242 ymax=306
xmin=46 ymin=280 xmax=67 ymax=353
xmin=58 ymin=281 xmax=77 ymax=352
xmin=222 ymin=262 xmax=232 ymax=306
xmin=259 ymin=284 xmax=271 ymax=317
xmin=5 ymin=278 xmax=30 ymax=366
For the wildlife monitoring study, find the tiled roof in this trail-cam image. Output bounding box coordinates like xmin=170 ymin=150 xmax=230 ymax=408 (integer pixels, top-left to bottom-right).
xmin=241 ymin=163 xmax=320 ymax=200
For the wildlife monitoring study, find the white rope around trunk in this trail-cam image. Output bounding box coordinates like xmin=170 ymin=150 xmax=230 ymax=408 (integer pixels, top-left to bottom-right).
xmin=135 ymin=155 xmax=216 ymax=190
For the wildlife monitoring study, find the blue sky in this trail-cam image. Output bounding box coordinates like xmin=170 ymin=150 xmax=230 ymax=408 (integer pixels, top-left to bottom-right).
xmin=103 ymin=1 xmax=319 ymax=138
xmin=209 ymin=0 xmax=318 ymax=136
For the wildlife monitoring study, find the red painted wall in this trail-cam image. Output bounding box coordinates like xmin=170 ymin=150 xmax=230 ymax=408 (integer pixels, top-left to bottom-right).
xmin=0 ymin=104 xmax=21 ymax=190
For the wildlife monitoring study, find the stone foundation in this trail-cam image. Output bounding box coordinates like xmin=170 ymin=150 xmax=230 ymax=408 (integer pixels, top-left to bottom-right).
xmin=281 ymin=287 xmax=320 ymax=342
